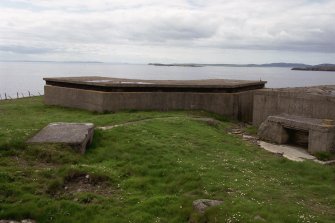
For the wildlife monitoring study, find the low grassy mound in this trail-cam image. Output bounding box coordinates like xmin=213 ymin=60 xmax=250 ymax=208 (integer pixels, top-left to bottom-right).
xmin=0 ymin=97 xmax=335 ymax=222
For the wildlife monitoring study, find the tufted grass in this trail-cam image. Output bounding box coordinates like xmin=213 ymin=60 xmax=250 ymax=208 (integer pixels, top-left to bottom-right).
xmin=0 ymin=97 xmax=335 ymax=222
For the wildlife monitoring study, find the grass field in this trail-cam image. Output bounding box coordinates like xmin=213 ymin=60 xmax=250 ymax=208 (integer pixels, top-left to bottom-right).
xmin=0 ymin=97 xmax=335 ymax=223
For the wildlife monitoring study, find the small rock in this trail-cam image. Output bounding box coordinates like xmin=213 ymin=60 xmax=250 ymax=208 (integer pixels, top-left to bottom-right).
xmin=193 ymin=199 xmax=223 ymax=214
xmin=254 ymin=215 xmax=266 ymax=222
xmin=231 ymin=129 xmax=242 ymax=134
xmin=0 ymin=220 xmax=36 ymax=223
xmin=243 ymin=135 xmax=256 ymax=140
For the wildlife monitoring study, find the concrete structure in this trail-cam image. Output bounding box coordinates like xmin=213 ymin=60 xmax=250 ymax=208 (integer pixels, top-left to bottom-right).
xmin=258 ymin=141 xmax=319 ymax=162
xmin=253 ymin=86 xmax=335 ymax=126
xmin=258 ymin=115 xmax=335 ymax=154
xmin=44 ymin=76 xmax=266 ymax=122
xmin=28 ymin=123 xmax=94 ymax=154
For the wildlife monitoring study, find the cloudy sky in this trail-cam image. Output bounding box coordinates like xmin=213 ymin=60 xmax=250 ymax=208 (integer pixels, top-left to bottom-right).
xmin=0 ymin=0 xmax=334 ymax=64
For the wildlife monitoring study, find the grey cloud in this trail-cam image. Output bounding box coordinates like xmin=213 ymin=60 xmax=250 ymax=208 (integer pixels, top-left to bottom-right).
xmin=0 ymin=0 xmax=334 ymax=62
xmin=0 ymin=45 xmax=55 ymax=54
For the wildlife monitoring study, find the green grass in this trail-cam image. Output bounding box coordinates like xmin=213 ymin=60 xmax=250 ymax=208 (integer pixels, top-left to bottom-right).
xmin=0 ymin=97 xmax=335 ymax=222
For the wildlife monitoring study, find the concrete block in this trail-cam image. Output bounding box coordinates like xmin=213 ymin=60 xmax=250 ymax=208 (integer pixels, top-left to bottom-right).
xmin=258 ymin=115 xmax=335 ymax=154
xmin=258 ymin=120 xmax=289 ymax=144
xmin=309 ymin=130 xmax=335 ymax=153
xmin=28 ymin=123 xmax=94 ymax=154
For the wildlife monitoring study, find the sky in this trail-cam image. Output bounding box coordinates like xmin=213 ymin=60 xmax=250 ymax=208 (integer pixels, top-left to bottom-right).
xmin=0 ymin=0 xmax=334 ymax=64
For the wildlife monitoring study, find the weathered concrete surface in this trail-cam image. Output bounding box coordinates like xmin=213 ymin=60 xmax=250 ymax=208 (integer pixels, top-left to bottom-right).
xmin=45 ymin=85 xmax=258 ymax=122
xmin=44 ymin=76 xmax=266 ymax=92
xmin=258 ymin=121 xmax=289 ymax=144
xmin=253 ymin=86 xmax=335 ymax=126
xmin=258 ymin=115 xmax=335 ymax=153
xmin=44 ymin=86 xmax=105 ymax=112
xmin=28 ymin=123 xmax=94 ymax=154
xmin=192 ymin=199 xmax=223 ymax=214
xmin=259 ymin=141 xmax=318 ymax=162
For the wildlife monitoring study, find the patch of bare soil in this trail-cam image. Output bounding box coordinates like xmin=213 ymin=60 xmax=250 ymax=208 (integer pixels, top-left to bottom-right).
xmin=58 ymin=172 xmax=115 ymax=197
xmin=226 ymin=123 xmax=259 ymax=145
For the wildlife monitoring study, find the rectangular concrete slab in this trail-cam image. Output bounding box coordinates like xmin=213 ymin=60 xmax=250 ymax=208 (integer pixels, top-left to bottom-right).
xmin=28 ymin=123 xmax=94 ymax=154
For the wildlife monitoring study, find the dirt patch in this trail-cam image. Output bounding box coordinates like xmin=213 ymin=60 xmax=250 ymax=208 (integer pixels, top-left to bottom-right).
xmin=193 ymin=117 xmax=221 ymax=127
xmin=64 ymin=172 xmax=113 ymax=195
xmin=226 ymin=123 xmax=259 ymax=145
xmin=48 ymin=171 xmax=116 ymax=199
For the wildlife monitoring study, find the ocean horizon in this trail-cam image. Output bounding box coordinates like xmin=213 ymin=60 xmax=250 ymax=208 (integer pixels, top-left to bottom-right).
xmin=1 ymin=61 xmax=335 ymax=98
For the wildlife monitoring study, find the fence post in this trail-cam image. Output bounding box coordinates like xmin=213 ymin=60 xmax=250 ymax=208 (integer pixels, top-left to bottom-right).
xmin=5 ymin=93 xmax=7 ymax=100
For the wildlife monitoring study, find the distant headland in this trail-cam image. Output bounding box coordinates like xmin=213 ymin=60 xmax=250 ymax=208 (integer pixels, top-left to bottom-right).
xmin=149 ymin=62 xmax=335 ymax=71
xmin=148 ymin=63 xmax=204 ymax=67
xmin=291 ymin=64 xmax=335 ymax=72
xmin=148 ymin=62 xmax=309 ymax=68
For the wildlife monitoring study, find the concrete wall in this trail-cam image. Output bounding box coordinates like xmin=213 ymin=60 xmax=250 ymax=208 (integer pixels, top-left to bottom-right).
xmin=236 ymin=91 xmax=255 ymax=122
xmin=44 ymin=85 xmax=105 ymax=112
xmin=45 ymin=85 xmax=256 ymax=122
xmin=253 ymin=89 xmax=335 ymax=126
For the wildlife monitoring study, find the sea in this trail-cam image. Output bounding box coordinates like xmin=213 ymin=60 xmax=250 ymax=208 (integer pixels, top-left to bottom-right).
xmin=1 ymin=61 xmax=335 ymax=98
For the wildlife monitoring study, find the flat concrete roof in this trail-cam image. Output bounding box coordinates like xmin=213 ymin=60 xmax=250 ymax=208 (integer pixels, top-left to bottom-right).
xmin=44 ymin=76 xmax=266 ymax=93
xmin=260 ymin=85 xmax=335 ymax=96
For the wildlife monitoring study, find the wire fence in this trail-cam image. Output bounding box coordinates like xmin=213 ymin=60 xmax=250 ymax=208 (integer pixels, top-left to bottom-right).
xmin=0 ymin=91 xmax=43 ymax=101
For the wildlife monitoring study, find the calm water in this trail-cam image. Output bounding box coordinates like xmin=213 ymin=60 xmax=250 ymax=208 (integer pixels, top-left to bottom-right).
xmin=1 ymin=62 xmax=335 ymax=97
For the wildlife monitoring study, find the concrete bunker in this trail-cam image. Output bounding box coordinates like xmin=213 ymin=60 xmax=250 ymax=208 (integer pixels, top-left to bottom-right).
xmin=43 ymin=76 xmax=266 ymax=122
xmin=258 ymin=114 xmax=335 ymax=154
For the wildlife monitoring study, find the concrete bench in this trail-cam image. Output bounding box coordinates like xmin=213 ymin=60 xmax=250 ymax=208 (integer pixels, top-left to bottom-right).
xmin=258 ymin=114 xmax=335 ymax=154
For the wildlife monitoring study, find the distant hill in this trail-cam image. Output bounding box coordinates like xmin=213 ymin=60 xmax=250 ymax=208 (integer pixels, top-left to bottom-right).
xmin=1 ymin=60 xmax=104 ymax=63
xmin=148 ymin=63 xmax=309 ymax=68
xmin=148 ymin=63 xmax=203 ymax=67
xmin=292 ymin=64 xmax=335 ymax=72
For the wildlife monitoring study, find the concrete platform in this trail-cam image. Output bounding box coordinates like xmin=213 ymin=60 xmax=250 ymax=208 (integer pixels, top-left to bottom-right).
xmin=44 ymin=76 xmax=266 ymax=93
xmin=44 ymin=76 xmax=266 ymax=122
xmin=259 ymin=141 xmax=317 ymax=162
xmin=28 ymin=123 xmax=94 ymax=154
